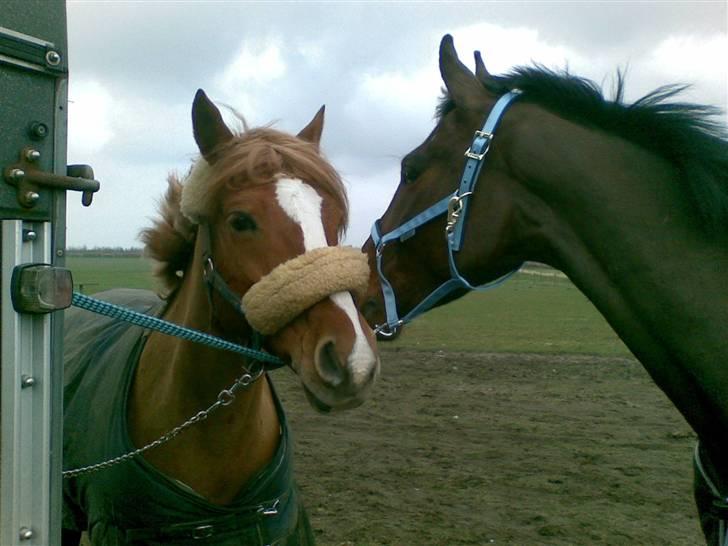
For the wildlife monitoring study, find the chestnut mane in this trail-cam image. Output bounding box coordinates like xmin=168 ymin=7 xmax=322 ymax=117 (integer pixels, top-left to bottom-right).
xmin=141 ymin=126 xmax=348 ymax=293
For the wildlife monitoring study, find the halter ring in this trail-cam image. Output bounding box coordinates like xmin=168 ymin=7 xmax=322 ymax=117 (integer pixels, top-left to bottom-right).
xmin=374 ymin=320 xmax=403 ymax=338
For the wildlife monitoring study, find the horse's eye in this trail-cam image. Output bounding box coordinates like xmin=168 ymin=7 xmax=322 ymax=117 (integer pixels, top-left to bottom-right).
xmin=229 ymin=212 xmax=257 ymax=232
xmin=401 ymin=159 xmax=421 ymax=185
xmin=401 ymin=165 xmax=415 ymax=185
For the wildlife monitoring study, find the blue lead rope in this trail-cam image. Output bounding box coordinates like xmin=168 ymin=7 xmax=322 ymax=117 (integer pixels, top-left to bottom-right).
xmin=71 ymin=292 xmax=285 ymax=367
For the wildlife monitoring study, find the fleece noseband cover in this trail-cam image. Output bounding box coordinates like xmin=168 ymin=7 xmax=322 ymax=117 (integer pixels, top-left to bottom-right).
xmin=242 ymin=246 xmax=370 ymax=335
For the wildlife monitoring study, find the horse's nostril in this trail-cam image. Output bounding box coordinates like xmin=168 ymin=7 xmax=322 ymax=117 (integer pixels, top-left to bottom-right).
xmin=316 ymin=341 xmax=346 ymax=388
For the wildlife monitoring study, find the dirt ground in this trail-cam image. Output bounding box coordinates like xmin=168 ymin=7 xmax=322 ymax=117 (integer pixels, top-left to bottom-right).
xmin=273 ymin=348 xmax=703 ymax=546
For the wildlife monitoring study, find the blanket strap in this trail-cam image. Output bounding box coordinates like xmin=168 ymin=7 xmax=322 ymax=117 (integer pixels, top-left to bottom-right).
xmin=695 ymin=442 xmax=728 ymax=546
xmin=124 ymin=494 xmax=286 ymax=543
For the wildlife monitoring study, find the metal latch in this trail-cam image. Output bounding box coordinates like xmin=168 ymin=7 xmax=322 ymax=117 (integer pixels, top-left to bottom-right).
xmin=10 ymin=264 xmax=73 ymax=314
xmin=445 ymin=191 xmax=473 ymax=235
xmin=4 ymin=147 xmax=100 ymax=207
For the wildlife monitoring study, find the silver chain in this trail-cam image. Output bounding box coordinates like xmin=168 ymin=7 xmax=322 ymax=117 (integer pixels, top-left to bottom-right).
xmin=62 ymin=364 xmax=265 ymax=479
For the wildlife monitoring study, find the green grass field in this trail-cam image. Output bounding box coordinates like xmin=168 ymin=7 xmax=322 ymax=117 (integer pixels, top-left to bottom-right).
xmin=390 ymin=273 xmax=629 ymax=357
xmin=66 ymin=256 xmax=630 ymax=358
xmin=67 ymin=256 xmax=159 ymax=294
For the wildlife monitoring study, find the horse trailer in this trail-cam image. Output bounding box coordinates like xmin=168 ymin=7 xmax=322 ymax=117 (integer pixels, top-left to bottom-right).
xmin=1 ymin=2 xmax=98 ymax=543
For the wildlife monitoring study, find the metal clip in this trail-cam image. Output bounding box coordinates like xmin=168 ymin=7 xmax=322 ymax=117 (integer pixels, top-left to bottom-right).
xmin=192 ymin=525 xmax=214 ymax=539
xmin=260 ymin=498 xmax=280 ymax=516
xmin=445 ymin=192 xmax=472 ymax=234
xmin=238 ymin=373 xmax=253 ymax=387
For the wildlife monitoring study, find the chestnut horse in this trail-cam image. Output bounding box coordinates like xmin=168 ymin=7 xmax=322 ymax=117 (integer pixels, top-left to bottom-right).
xmin=63 ymin=90 xmax=379 ymax=545
xmin=362 ymin=35 xmax=727 ymax=544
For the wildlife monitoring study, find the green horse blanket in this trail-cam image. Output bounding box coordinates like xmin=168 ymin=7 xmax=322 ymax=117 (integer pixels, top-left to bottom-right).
xmin=62 ymin=289 xmax=313 ymax=545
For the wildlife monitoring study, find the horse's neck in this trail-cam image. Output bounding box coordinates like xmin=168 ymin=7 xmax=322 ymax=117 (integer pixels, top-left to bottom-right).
xmin=128 ymin=240 xmax=280 ymax=505
xmin=507 ymin=107 xmax=728 ymax=456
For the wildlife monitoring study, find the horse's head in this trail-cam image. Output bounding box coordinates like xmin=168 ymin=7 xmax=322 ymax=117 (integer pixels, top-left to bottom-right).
xmin=361 ymin=35 xmax=527 ymax=332
xmin=146 ymin=90 xmax=379 ymax=412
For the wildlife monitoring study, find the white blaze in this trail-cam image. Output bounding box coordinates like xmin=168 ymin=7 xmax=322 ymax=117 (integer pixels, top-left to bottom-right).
xmin=275 ymin=178 xmax=327 ymax=249
xmin=275 ymin=178 xmax=376 ymax=382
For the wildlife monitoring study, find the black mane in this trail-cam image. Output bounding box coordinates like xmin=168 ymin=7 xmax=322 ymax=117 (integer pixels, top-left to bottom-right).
xmin=439 ymin=66 xmax=728 ymax=232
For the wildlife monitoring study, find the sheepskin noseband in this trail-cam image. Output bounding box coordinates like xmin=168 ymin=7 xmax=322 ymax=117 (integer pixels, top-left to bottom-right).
xmin=242 ymin=246 xmax=370 ymax=335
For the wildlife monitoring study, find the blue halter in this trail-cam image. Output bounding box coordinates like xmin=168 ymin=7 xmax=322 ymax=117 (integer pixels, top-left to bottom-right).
xmin=370 ymin=89 xmax=522 ymax=336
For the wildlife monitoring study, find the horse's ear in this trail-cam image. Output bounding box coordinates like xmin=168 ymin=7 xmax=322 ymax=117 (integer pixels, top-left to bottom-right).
xmin=297 ymin=105 xmax=325 ymax=147
xmin=192 ymin=89 xmax=234 ymax=163
xmin=474 ymin=51 xmax=492 ymax=84
xmin=439 ymin=35 xmax=481 ymax=108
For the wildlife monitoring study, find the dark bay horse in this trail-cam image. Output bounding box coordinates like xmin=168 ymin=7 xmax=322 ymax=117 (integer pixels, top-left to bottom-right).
xmin=63 ymin=90 xmax=379 ymax=545
xmin=361 ymin=35 xmax=727 ymax=544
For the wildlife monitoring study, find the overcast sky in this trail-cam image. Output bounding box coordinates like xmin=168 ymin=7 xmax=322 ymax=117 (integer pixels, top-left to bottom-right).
xmin=65 ymin=1 xmax=727 ymax=249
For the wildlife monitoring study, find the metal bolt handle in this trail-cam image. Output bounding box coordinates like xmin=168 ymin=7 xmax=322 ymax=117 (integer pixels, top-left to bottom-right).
xmin=3 ymin=149 xmax=101 ymax=207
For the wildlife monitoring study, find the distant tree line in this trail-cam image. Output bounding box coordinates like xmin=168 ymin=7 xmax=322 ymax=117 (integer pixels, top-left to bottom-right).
xmin=67 ymin=246 xmax=144 ymax=257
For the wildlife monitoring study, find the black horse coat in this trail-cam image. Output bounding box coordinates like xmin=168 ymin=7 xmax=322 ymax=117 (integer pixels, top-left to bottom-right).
xmin=62 ymin=289 xmax=313 ymax=545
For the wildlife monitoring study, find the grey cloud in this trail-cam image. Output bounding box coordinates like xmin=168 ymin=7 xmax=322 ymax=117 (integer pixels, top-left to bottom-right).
xmin=64 ymin=1 xmax=726 ymax=248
